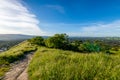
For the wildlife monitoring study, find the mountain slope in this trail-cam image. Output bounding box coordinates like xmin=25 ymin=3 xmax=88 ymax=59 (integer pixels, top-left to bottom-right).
xmin=0 ymin=34 xmax=34 ymax=40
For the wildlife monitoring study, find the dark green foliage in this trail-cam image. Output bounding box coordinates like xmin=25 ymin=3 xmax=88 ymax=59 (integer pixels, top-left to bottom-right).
xmin=69 ymin=40 xmax=83 ymax=51
xmin=79 ymin=41 xmax=101 ymax=52
xmin=28 ymin=33 xmax=116 ymax=53
xmin=28 ymin=36 xmax=45 ymax=46
xmin=45 ymin=34 xmax=69 ymax=49
xmin=71 ymin=40 xmax=82 ymax=47
xmin=45 ymin=36 xmax=55 ymax=48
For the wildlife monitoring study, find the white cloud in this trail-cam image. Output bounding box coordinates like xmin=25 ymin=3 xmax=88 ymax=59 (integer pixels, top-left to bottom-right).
xmin=0 ymin=0 xmax=45 ymax=35
xmin=79 ymin=20 xmax=120 ymax=37
xmin=40 ymin=20 xmax=120 ymax=37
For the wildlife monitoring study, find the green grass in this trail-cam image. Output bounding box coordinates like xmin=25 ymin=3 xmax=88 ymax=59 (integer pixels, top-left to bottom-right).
xmin=1 ymin=40 xmax=120 ymax=79
xmin=28 ymin=47 xmax=120 ymax=80
xmin=0 ymin=41 xmax=36 ymax=77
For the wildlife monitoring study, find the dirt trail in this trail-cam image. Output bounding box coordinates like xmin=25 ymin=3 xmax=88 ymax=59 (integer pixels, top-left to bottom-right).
xmin=3 ymin=52 xmax=34 ymax=80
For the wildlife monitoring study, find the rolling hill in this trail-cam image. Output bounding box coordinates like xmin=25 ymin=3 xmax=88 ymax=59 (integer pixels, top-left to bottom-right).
xmin=0 ymin=34 xmax=34 ymax=41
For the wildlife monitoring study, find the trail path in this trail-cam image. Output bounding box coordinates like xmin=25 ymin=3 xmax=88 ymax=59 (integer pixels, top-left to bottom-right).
xmin=3 ymin=52 xmax=34 ymax=80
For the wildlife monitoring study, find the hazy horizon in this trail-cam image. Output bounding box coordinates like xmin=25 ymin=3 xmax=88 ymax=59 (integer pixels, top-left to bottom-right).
xmin=0 ymin=0 xmax=120 ymax=37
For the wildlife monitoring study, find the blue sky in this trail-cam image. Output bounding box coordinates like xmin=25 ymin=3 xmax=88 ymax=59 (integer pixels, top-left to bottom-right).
xmin=0 ymin=0 xmax=120 ymax=36
xmin=25 ymin=0 xmax=120 ymax=23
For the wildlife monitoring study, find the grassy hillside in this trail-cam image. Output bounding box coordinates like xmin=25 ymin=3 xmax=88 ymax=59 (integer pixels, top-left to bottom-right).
xmin=0 ymin=41 xmax=36 ymax=77
xmin=0 ymin=34 xmax=120 ymax=79
xmin=28 ymin=47 xmax=120 ymax=80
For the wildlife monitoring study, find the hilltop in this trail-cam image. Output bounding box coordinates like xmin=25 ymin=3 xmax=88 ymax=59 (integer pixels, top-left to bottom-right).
xmin=0 ymin=33 xmax=120 ymax=80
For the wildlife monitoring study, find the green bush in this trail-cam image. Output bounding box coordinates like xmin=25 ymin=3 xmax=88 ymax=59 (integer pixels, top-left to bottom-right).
xmin=45 ymin=34 xmax=69 ymax=49
xmin=28 ymin=36 xmax=45 ymax=46
xmin=28 ymin=34 xmax=112 ymax=53
xmin=79 ymin=41 xmax=101 ymax=52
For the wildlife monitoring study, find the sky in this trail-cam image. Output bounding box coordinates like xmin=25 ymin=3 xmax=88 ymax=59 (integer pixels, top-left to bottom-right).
xmin=0 ymin=0 xmax=120 ymax=37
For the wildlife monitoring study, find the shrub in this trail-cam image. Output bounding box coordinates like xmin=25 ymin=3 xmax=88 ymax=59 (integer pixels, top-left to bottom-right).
xmin=28 ymin=36 xmax=45 ymax=46
xmin=79 ymin=41 xmax=101 ymax=52
xmin=45 ymin=34 xmax=69 ymax=49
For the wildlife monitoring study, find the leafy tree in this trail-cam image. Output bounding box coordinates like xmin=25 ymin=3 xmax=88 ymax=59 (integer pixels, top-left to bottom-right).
xmin=71 ymin=40 xmax=82 ymax=47
xmin=45 ymin=37 xmax=55 ymax=48
xmin=28 ymin=36 xmax=45 ymax=46
xmin=79 ymin=41 xmax=101 ymax=52
xmin=45 ymin=34 xmax=69 ymax=49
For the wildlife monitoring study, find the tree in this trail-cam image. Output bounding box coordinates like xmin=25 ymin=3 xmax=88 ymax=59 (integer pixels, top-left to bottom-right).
xmin=28 ymin=36 xmax=45 ymax=46
xmin=45 ymin=34 xmax=69 ymax=49
xmin=44 ymin=37 xmax=55 ymax=48
xmin=78 ymin=41 xmax=101 ymax=52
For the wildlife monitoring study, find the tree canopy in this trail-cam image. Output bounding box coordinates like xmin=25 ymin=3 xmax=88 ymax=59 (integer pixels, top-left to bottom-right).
xmin=45 ymin=34 xmax=69 ymax=49
xmin=28 ymin=36 xmax=44 ymax=46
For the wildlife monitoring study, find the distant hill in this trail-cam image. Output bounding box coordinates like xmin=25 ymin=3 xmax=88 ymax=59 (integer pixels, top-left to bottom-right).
xmin=0 ymin=34 xmax=35 ymax=41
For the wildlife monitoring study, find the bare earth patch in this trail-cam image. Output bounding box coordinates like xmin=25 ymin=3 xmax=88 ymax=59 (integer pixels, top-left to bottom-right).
xmin=3 ymin=52 xmax=34 ymax=80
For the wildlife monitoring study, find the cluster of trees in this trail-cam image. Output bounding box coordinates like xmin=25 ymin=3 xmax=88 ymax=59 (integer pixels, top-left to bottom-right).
xmin=28 ymin=34 xmax=111 ymax=53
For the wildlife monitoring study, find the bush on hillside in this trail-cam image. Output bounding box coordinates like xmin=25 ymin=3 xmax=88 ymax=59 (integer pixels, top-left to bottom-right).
xmin=45 ymin=34 xmax=69 ymax=49
xmin=79 ymin=41 xmax=101 ymax=52
xmin=28 ymin=36 xmax=45 ymax=46
xmin=28 ymin=34 xmax=112 ymax=53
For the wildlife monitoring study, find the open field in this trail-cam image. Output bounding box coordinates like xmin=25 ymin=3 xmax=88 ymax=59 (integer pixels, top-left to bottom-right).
xmin=28 ymin=47 xmax=120 ymax=80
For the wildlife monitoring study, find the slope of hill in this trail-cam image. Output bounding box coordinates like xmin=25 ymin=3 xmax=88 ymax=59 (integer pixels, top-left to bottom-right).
xmin=0 ymin=41 xmax=36 ymax=77
xmin=28 ymin=47 xmax=120 ymax=80
xmin=0 ymin=36 xmax=120 ymax=80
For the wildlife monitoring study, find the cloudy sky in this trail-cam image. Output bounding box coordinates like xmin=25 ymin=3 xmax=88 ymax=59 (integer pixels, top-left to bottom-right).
xmin=0 ymin=0 xmax=120 ymax=36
